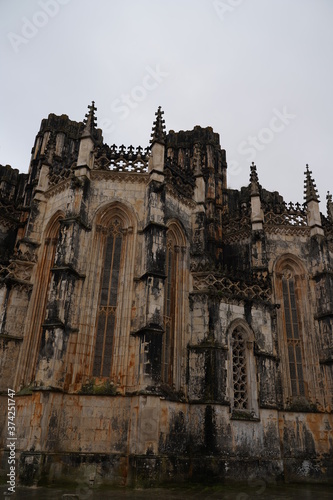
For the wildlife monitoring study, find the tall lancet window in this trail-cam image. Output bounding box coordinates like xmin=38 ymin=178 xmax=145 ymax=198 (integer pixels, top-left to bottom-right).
xmin=93 ymin=218 xmax=123 ymax=378
xmin=274 ymin=255 xmax=309 ymax=402
xmin=162 ymin=230 xmax=177 ymax=384
xmin=227 ymin=320 xmax=259 ymax=418
xmin=232 ymin=328 xmax=248 ymax=410
xmin=282 ymin=270 xmax=306 ymax=397
xmin=162 ymin=221 xmax=186 ymax=387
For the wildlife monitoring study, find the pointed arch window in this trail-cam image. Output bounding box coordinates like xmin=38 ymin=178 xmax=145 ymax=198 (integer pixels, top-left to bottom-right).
xmin=92 ymin=218 xmax=124 ymax=378
xmin=281 ymin=270 xmax=306 ymax=397
xmin=232 ymin=328 xmax=248 ymax=410
xmin=162 ymin=231 xmax=177 ymax=384
xmin=228 ymin=321 xmax=259 ymax=419
xmin=274 ymin=256 xmax=309 ymax=403
xmin=162 ymin=222 xmax=186 ymax=387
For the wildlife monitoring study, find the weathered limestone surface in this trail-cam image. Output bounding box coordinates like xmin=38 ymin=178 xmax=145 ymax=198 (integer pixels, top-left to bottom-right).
xmin=0 ymin=105 xmax=332 ymax=487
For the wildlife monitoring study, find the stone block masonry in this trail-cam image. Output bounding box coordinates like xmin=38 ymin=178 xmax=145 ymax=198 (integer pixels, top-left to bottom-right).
xmin=0 ymin=104 xmax=332 ymax=487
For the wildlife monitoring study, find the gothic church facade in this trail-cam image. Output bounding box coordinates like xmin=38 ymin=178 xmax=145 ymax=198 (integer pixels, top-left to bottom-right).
xmin=0 ymin=104 xmax=332 ymax=486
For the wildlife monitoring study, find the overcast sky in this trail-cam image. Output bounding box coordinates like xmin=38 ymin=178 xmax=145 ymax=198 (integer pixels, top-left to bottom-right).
xmin=1 ymin=0 xmax=332 ymax=213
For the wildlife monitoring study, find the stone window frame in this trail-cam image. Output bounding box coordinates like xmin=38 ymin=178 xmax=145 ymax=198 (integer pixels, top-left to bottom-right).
xmin=162 ymin=219 xmax=187 ymax=390
xmin=89 ymin=201 xmax=137 ymax=385
xmin=92 ymin=218 xmax=125 ymax=378
xmin=227 ymin=319 xmax=259 ymax=420
xmin=273 ymin=254 xmax=311 ymax=406
xmin=20 ymin=210 xmax=64 ymax=385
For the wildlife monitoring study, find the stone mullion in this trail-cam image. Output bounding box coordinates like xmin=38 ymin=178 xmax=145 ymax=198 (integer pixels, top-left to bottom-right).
xmin=112 ymin=228 xmax=131 ymax=387
xmin=100 ymin=232 xmax=117 ymax=378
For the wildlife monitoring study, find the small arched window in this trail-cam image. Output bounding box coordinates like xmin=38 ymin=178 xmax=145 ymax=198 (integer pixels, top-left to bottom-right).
xmin=228 ymin=320 xmax=258 ymax=418
xmin=232 ymin=327 xmax=248 ymax=410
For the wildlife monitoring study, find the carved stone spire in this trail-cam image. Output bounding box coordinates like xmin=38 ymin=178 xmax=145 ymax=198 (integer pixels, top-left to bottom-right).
xmin=148 ymin=107 xmax=166 ymax=175
xmin=250 ymin=162 xmax=260 ymax=196
xmin=304 ymin=164 xmax=319 ymax=203
xmin=150 ymin=106 xmax=166 ymax=146
xmin=77 ymin=102 xmax=98 ymax=170
xmin=82 ymin=101 xmax=98 ymax=138
xmin=249 ymin=163 xmax=264 ymax=230
xmin=303 ymin=165 xmax=323 ymax=237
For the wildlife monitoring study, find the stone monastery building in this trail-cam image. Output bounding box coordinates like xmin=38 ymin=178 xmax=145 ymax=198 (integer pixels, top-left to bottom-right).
xmin=0 ymin=104 xmax=332 ymax=486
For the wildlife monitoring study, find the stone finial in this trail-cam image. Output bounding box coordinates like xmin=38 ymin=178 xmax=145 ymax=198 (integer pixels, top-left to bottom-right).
xmin=77 ymin=101 xmax=99 ymax=169
xmin=304 ymin=165 xmax=323 ymax=236
xmin=304 ymin=164 xmax=319 ymax=203
xmin=250 ymin=162 xmax=259 ymax=183
xmin=150 ymin=106 xmax=166 ymax=146
xmin=249 ymin=163 xmax=264 ymax=229
xmin=250 ymin=162 xmax=260 ymax=196
xmin=82 ymin=101 xmax=97 ymax=137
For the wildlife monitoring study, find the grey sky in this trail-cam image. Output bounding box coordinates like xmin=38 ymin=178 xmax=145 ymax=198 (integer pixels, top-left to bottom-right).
xmin=1 ymin=0 xmax=332 ymax=212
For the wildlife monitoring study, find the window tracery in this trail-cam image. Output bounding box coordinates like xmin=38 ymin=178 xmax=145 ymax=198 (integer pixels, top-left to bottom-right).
xmin=228 ymin=320 xmax=258 ymax=418
xmin=88 ymin=202 xmax=136 ymax=386
xmin=232 ymin=328 xmax=248 ymax=409
xmin=162 ymin=232 xmax=177 ymax=384
xmin=274 ymin=255 xmax=308 ymax=402
xmin=92 ymin=218 xmax=124 ymax=377
xmin=281 ymin=269 xmax=306 ymax=397
xmin=161 ymin=221 xmax=186 ymax=388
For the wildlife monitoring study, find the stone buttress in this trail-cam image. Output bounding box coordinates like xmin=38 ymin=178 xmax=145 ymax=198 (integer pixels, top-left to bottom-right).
xmin=0 ymin=104 xmax=332 ymax=488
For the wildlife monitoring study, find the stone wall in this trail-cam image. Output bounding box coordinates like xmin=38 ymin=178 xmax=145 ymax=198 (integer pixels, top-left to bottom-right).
xmin=1 ymin=391 xmax=332 ymax=486
xmin=0 ymin=106 xmax=332 ymax=487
